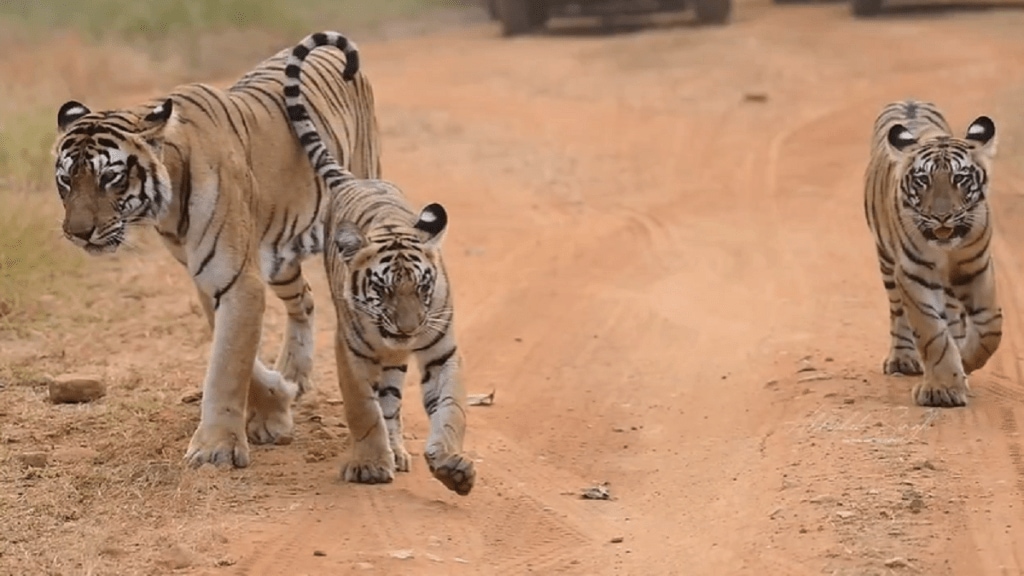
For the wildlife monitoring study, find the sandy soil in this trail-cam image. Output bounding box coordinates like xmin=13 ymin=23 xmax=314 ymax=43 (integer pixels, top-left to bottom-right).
xmin=4 ymin=2 xmax=1024 ymax=575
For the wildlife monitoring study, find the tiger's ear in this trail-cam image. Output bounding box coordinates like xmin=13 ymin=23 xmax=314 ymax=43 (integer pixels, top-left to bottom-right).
xmin=414 ymin=203 xmax=448 ymax=249
xmin=886 ymin=124 xmax=918 ymax=153
xmin=965 ymin=115 xmax=996 ymax=159
xmin=139 ymin=99 xmax=175 ymax=150
xmin=333 ymin=220 xmax=365 ymax=262
xmin=57 ymin=100 xmax=91 ymax=133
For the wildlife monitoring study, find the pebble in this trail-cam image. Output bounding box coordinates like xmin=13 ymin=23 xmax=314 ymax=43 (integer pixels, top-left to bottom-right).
xmin=48 ymin=374 xmax=106 ymax=404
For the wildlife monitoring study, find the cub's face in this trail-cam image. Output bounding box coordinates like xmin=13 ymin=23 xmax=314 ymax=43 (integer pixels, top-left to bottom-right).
xmin=53 ymin=99 xmax=174 ymax=255
xmin=356 ymin=252 xmax=440 ymax=343
xmin=886 ymin=115 xmax=996 ymax=248
xmin=332 ymin=203 xmax=449 ymax=347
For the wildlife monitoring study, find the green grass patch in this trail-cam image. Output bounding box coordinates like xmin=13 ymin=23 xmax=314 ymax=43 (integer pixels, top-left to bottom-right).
xmin=0 ymin=189 xmax=82 ymax=328
xmin=0 ymin=106 xmax=56 ymax=189
xmin=0 ymin=104 xmax=79 ymax=328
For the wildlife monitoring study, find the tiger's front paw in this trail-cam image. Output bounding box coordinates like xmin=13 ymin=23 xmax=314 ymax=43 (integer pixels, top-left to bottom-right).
xmin=341 ymin=454 xmax=396 ymax=485
xmin=185 ymin=424 xmax=250 ymax=468
xmin=425 ymin=451 xmax=476 ymax=496
xmin=913 ymin=374 xmax=969 ymax=408
xmin=884 ymin=349 xmax=922 ymax=376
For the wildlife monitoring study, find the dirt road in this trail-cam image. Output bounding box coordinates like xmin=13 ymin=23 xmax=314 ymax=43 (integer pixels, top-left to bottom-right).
xmin=218 ymin=6 xmax=1024 ymax=573
xmin=6 ymin=2 xmax=1024 ymax=575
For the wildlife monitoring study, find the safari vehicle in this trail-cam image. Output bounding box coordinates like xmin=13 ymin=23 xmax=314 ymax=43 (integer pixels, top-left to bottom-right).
xmin=487 ymin=0 xmax=732 ymax=36
xmin=849 ymin=0 xmax=882 ymax=15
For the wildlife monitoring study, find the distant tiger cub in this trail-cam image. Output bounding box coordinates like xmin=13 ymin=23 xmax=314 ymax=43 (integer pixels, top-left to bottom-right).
xmin=863 ymin=100 xmax=1002 ymax=407
xmin=284 ymin=39 xmax=475 ymax=494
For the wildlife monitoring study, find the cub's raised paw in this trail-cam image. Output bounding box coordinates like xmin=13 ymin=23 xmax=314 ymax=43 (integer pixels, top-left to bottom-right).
xmin=884 ymin=350 xmax=922 ymax=376
xmin=342 ymin=457 xmax=395 ymax=485
xmin=426 ymin=452 xmax=476 ymax=496
xmin=185 ymin=425 xmax=249 ymax=468
xmin=247 ymin=404 xmax=294 ymax=446
xmin=913 ymin=378 xmax=969 ymax=408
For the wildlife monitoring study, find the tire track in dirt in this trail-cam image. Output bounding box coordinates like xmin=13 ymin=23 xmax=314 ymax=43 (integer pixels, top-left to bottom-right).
xmin=233 ymin=301 xmax=630 ymax=575
xmin=473 ymin=430 xmax=612 ymax=573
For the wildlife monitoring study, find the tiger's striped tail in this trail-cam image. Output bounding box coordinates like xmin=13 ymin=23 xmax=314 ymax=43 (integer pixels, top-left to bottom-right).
xmin=283 ymin=31 xmax=360 ymax=191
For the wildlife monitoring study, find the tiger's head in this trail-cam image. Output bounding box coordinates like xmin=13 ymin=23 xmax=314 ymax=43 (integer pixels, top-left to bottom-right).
xmin=886 ymin=115 xmax=996 ymax=248
xmin=333 ymin=203 xmax=449 ymax=346
xmin=52 ymin=99 xmax=175 ymax=255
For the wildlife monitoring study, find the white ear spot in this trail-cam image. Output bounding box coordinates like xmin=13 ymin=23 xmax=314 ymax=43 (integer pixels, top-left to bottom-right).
xmin=64 ymin=106 xmax=88 ymax=117
xmin=419 ymin=211 xmax=437 ymax=223
xmin=967 ymin=124 xmax=986 ymax=136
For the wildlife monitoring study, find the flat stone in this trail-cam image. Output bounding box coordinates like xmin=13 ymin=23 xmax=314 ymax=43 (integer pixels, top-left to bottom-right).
xmin=49 ymin=374 xmax=106 ymax=404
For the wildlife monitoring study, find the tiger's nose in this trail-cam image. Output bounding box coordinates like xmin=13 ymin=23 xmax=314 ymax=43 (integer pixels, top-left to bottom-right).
xmin=66 ymin=226 xmax=95 ymax=241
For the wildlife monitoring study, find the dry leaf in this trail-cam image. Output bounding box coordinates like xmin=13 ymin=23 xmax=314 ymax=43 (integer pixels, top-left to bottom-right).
xmin=468 ymin=390 xmax=495 ymax=407
xmin=581 ymin=483 xmax=611 ymax=500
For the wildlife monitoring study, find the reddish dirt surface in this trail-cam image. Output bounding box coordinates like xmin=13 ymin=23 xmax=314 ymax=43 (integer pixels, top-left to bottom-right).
xmin=5 ymin=3 xmax=1024 ymax=575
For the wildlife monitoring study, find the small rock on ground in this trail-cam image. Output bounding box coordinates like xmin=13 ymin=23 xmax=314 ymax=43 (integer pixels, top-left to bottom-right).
xmin=48 ymin=374 xmax=106 ymax=404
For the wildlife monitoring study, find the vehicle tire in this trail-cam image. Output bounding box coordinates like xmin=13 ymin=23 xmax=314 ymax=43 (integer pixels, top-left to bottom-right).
xmin=850 ymin=0 xmax=883 ymax=16
xmin=693 ymin=0 xmax=731 ymax=24
xmin=497 ymin=0 xmax=547 ymax=36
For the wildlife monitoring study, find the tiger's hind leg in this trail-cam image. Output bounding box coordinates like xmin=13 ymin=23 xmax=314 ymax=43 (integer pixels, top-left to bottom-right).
xmin=880 ymin=262 xmax=922 ymax=375
xmin=194 ymin=285 xmax=298 ymax=445
xmin=378 ymin=364 xmax=412 ymax=472
xmin=247 ymin=360 xmax=299 ymax=445
xmin=267 ymin=263 xmax=316 ymax=398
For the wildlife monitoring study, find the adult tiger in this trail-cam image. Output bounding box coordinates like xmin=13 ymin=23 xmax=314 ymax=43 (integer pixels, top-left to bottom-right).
xmin=52 ymin=31 xmax=380 ymax=468
xmin=863 ymin=99 xmax=1002 ymax=407
xmin=284 ymin=39 xmax=475 ymax=495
